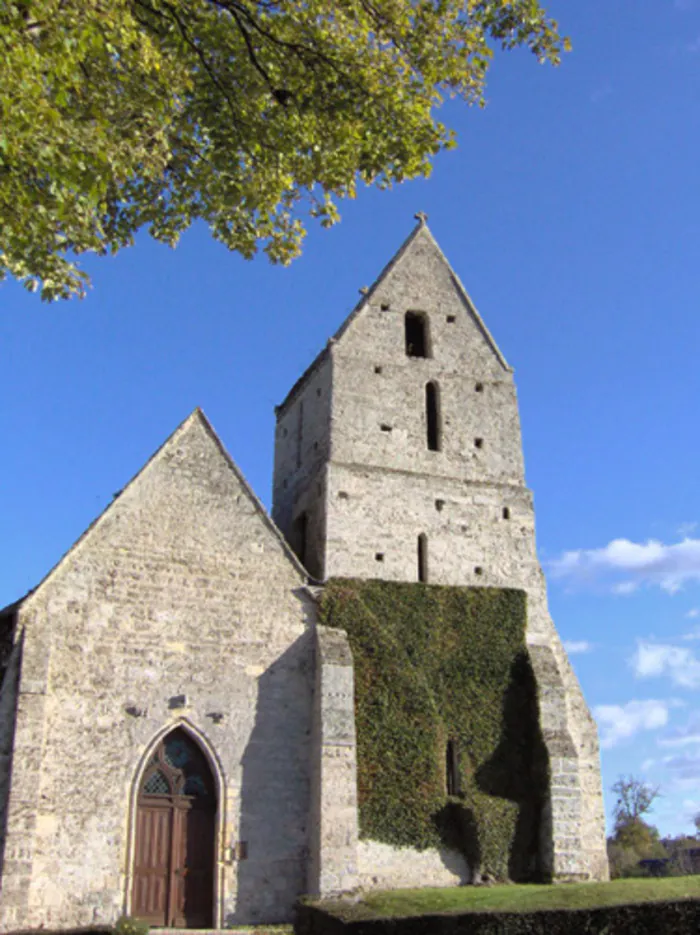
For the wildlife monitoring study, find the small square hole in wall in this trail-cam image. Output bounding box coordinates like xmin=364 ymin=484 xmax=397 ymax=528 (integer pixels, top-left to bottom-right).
xmin=446 ymin=315 xmax=456 ymax=323
xmin=474 ymin=566 xmax=483 ymax=576
xmin=314 ymin=441 xmax=319 ymax=451
xmin=381 ymin=424 xmax=393 ymax=433
xmin=381 ymin=302 xmax=390 ymax=311
xmin=374 ymin=366 xmax=383 ymax=374
xmin=474 ymin=438 xmax=484 ymax=449
xmin=375 ymin=552 xmax=385 ymax=562
xmin=502 ymin=507 xmax=510 ymax=520
xmin=475 ymin=382 xmax=484 ymax=393
xmin=316 ymin=388 xmax=322 ymax=397
xmin=283 ymin=427 xmax=288 ymax=437
xmin=435 ymin=499 xmax=445 ymax=512
xmin=461 ymin=525 xmax=468 ymax=533
xmin=283 ymin=479 xmax=288 ymax=489
xmin=338 ymin=490 xmax=349 ymax=499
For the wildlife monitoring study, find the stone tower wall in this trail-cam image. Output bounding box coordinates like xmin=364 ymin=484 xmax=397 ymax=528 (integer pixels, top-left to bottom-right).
xmin=272 ymin=222 xmax=608 ymax=884
xmin=272 ymin=355 xmax=333 ymax=580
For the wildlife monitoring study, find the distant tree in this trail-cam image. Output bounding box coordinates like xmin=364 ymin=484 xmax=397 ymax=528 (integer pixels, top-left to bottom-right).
xmin=694 ymin=812 xmax=700 ymax=838
xmin=607 ymin=776 xmax=664 ymax=879
xmin=0 ymin=1 xmax=569 ymax=299
xmin=612 ymin=775 xmax=661 ymax=828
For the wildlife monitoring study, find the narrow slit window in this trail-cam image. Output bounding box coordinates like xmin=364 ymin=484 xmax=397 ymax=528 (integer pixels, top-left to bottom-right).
xmin=405 ymin=312 xmax=430 ymax=358
xmin=418 ymin=533 xmax=428 ymax=583
xmin=502 ymin=507 xmax=510 ymax=520
xmin=446 ymin=740 xmax=461 ymax=796
xmin=426 ymin=382 xmax=441 ymax=451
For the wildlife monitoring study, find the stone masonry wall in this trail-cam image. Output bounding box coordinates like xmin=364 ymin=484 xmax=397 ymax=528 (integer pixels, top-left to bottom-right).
xmin=0 ymin=635 xmax=22 ymax=890
xmin=308 ymin=626 xmax=358 ymax=897
xmin=272 ymin=222 xmax=608 ymax=884
xmin=356 ymin=841 xmax=468 ymax=890
xmin=0 ymin=412 xmax=315 ymax=931
xmin=273 ymin=355 xmax=333 ymax=580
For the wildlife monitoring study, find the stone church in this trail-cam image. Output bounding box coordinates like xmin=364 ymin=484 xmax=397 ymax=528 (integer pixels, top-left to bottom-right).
xmin=0 ymin=218 xmax=608 ymax=931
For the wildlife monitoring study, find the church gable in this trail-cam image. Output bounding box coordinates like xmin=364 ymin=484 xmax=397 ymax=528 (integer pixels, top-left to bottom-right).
xmin=2 ymin=410 xmax=315 ymax=929
xmin=333 ymin=220 xmax=510 ymax=376
xmin=275 ymin=220 xmax=508 ymax=418
xmin=21 ymin=408 xmax=307 ymax=632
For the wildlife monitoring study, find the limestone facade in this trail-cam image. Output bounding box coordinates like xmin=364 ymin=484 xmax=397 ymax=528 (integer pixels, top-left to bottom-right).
xmin=0 ymin=220 xmax=607 ymax=932
xmin=0 ymin=414 xmax=316 ymax=930
xmin=273 ymin=220 xmax=608 ymax=884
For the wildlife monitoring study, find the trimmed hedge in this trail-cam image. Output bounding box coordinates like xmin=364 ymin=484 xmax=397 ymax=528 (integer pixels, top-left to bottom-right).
xmin=296 ymin=899 xmax=700 ymax=935
xmin=8 ymin=930 xmax=112 ymax=935
xmin=318 ymin=580 xmax=548 ymax=881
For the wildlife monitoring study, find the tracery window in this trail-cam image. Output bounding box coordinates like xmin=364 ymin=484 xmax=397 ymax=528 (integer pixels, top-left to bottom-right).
xmin=139 ymin=728 xmax=214 ymax=799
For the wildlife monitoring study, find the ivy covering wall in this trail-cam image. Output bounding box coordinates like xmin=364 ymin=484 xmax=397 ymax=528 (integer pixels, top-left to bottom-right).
xmin=319 ymin=579 xmax=549 ymax=882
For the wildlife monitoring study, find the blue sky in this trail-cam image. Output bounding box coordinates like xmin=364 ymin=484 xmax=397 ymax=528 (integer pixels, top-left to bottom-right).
xmin=3 ymin=1 xmax=700 ymax=839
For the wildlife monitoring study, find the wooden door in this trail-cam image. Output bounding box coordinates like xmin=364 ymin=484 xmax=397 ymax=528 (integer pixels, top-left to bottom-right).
xmin=132 ymin=730 xmax=216 ymax=927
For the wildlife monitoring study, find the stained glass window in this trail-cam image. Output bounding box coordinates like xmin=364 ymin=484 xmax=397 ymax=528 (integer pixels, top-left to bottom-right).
xmin=164 ymin=735 xmax=192 ymax=770
xmin=140 ymin=729 xmax=214 ymax=801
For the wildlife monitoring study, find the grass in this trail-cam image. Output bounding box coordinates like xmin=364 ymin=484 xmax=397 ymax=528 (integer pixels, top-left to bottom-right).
xmin=353 ymin=876 xmax=700 ymax=917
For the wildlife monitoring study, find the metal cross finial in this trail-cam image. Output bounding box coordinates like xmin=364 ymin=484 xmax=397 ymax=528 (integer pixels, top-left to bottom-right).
xmin=414 ymin=211 xmax=429 ymax=224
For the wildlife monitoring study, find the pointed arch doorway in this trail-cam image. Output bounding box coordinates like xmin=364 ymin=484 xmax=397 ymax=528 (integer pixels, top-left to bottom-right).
xmin=131 ymin=729 xmax=216 ymax=927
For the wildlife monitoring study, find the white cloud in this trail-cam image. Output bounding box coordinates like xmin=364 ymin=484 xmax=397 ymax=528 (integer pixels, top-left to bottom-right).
xmin=659 ymin=712 xmax=700 ymax=748
xmin=660 ymin=734 xmax=700 ymax=748
xmin=678 ymin=522 xmax=698 ymax=537
xmin=632 ymin=642 xmax=700 ymax=688
xmin=549 ymin=536 xmax=700 ymax=594
xmin=612 ymin=581 xmax=638 ymax=595
xmin=664 ymin=753 xmax=700 ymax=781
xmin=594 ymin=699 xmax=672 ymax=749
xmin=686 ymin=608 xmax=700 ymax=618
xmin=563 ymin=640 xmax=593 ymax=655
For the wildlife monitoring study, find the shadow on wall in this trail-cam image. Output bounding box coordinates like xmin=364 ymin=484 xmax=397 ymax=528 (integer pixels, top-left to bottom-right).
xmin=476 ymin=651 xmax=550 ymax=882
xmin=0 ymin=626 xmax=22 ymax=881
xmin=227 ymin=630 xmax=314 ymax=926
xmin=433 ymin=801 xmax=480 ymax=881
xmin=432 ymin=651 xmax=549 ymax=884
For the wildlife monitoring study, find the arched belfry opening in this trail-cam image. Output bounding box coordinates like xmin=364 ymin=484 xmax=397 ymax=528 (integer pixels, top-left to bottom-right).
xmin=405 ymin=311 xmax=430 ymax=358
xmin=131 ymin=728 xmax=217 ymax=928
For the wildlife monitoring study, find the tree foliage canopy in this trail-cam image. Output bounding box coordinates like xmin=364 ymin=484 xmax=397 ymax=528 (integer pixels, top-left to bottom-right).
xmin=0 ymin=1 xmax=568 ymax=299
